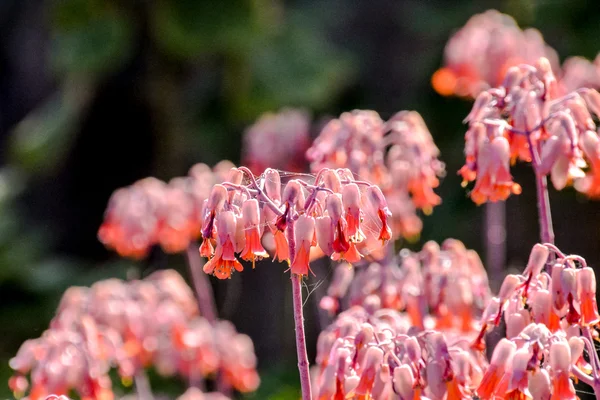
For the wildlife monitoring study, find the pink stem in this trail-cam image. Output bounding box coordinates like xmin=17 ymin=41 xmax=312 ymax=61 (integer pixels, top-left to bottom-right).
xmin=527 ymin=134 xmax=555 ymax=246
xmin=186 ymin=243 xmax=217 ymax=323
xmin=286 ymin=221 xmax=313 ymax=400
xmin=134 ymin=370 xmax=154 ymax=400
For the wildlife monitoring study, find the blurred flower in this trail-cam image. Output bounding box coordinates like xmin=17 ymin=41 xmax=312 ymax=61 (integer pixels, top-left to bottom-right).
xmin=433 ymin=9 xmax=559 ymax=98
xmin=306 ymin=109 xmax=444 ymax=242
xmin=316 ymin=242 xmax=598 ymax=399
xmin=98 ymin=161 xmax=235 ymax=258
xmin=241 ymin=108 xmax=311 ymax=174
xmin=9 ymin=270 xmax=260 ymax=399
xmin=460 ymin=58 xmax=600 ymax=202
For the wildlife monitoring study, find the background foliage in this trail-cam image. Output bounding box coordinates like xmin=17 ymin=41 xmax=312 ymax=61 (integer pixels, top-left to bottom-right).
xmin=0 ymin=0 xmax=599 ymax=398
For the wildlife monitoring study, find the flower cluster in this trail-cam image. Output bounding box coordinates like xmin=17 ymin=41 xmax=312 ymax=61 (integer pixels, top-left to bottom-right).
xmin=306 ymin=110 xmax=444 ymax=241
xmin=433 ymin=10 xmax=600 ymax=100
xmin=241 ymin=108 xmax=311 ymax=174
xmin=199 ymin=166 xmax=392 ymax=278
xmin=320 ymin=239 xmax=492 ymax=334
xmin=315 ymin=242 xmax=600 ymax=399
xmin=9 ymin=270 xmax=260 ymax=399
xmin=432 ymin=9 xmax=558 ymax=98
xmin=471 ymin=243 xmax=600 ymax=399
xmin=98 ymin=161 xmax=235 ymax=258
xmin=312 ymin=305 xmax=488 ymax=399
xmin=460 ymin=57 xmax=600 ymax=203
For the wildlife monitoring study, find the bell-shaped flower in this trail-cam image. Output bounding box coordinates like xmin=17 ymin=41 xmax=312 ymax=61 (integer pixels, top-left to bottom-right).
xmin=470 ymin=135 xmax=522 ymax=204
xmin=239 ymin=199 xmax=268 ymax=268
xmin=529 ymin=290 xmax=560 ymax=332
xmin=326 ymin=194 xmax=362 ymax=263
xmin=528 ymin=368 xmax=551 ymax=400
xmin=203 ymin=211 xmax=244 ymax=279
xmin=315 ymin=216 xmax=334 ymax=258
xmin=342 ymin=183 xmax=364 ymax=241
xmin=560 ymin=268 xmax=581 ymax=325
xmin=506 ymin=347 xmax=533 ymax=399
xmin=476 ymin=338 xmax=516 ymax=399
xmin=393 ymin=364 xmax=418 ymax=400
xmin=522 ymin=244 xmax=550 ymax=297
xmin=291 ymin=215 xmax=315 ymax=276
xmin=365 ymin=186 xmax=392 ymax=243
xmin=549 ymin=341 xmax=576 ymax=400
xmin=577 ymin=267 xmax=600 ymax=326
xmin=352 ymin=346 xmax=383 ymax=399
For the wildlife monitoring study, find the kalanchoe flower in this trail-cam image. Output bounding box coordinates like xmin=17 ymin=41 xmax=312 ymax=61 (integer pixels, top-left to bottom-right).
xmin=432 ymin=9 xmax=559 ymax=98
xmin=198 ymin=166 xmax=391 ymax=278
xmin=10 ymin=270 xmax=260 ymax=399
xmin=240 ymin=199 xmax=269 ymax=267
xmin=203 ymin=211 xmax=245 ymax=279
xmin=307 ymin=109 xmax=444 ymax=242
xmin=459 ymin=57 xmax=600 ymax=202
xmin=241 ymin=108 xmax=311 ymax=174
xmin=321 ymin=239 xmax=491 ymax=333
xmin=99 ymin=161 xmax=236 ymax=258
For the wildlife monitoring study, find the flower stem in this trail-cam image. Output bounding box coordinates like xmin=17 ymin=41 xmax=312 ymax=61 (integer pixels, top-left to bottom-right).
xmin=134 ymin=370 xmax=154 ymax=400
xmin=527 ymin=134 xmax=555 ymax=245
xmin=186 ymin=243 xmax=217 ymax=323
xmin=533 ymin=173 xmax=555 ymax=245
xmin=286 ymin=221 xmax=313 ymax=400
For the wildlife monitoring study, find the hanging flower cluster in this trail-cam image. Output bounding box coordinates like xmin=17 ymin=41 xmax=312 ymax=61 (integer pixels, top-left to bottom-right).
xmin=306 ymin=110 xmax=444 ymax=241
xmin=320 ymin=239 xmax=491 ymax=334
xmin=315 ymin=242 xmax=600 ymax=399
xmin=98 ymin=161 xmax=235 ymax=258
xmin=433 ymin=10 xmax=600 ymax=99
xmin=241 ymin=108 xmax=311 ymax=174
xmin=9 ymin=270 xmax=260 ymax=400
xmin=471 ymin=243 xmax=600 ymax=399
xmin=199 ymin=166 xmax=392 ymax=278
xmin=460 ymin=57 xmax=600 ymax=203
xmin=432 ymin=9 xmax=558 ymax=98
xmin=312 ymin=305 xmax=488 ymax=399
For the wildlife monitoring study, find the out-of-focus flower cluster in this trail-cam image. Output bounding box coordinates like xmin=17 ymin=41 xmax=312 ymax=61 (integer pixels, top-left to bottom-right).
xmin=98 ymin=161 xmax=236 ymax=258
xmin=200 ymin=166 xmax=392 ymax=278
xmin=432 ymin=10 xmax=558 ymax=98
xmin=9 ymin=270 xmax=259 ymax=400
xmin=312 ymin=305 xmax=488 ymax=399
xmin=314 ymin=241 xmax=600 ymax=399
xmin=433 ymin=10 xmax=600 ymax=99
xmin=320 ymin=239 xmax=491 ymax=334
xmin=471 ymin=243 xmax=600 ymax=399
xmin=306 ymin=110 xmax=444 ymax=241
xmin=459 ymin=57 xmax=600 ymax=203
xmin=241 ymin=108 xmax=311 ymax=174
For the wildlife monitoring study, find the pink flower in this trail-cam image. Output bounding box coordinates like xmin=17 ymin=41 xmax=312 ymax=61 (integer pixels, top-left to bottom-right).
xmin=203 ymin=211 xmax=244 ymax=280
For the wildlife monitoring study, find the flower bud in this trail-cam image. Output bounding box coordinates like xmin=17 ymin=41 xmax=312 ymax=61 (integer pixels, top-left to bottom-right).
xmin=392 ymin=365 xmax=415 ymax=400
xmin=549 ymin=340 xmax=571 ymax=374
xmin=524 ymin=244 xmax=549 ymax=278
xmin=263 ymin=169 xmax=281 ymax=202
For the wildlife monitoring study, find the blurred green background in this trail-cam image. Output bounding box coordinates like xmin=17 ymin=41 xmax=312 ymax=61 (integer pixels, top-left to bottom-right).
xmin=1 ymin=0 xmax=600 ymax=398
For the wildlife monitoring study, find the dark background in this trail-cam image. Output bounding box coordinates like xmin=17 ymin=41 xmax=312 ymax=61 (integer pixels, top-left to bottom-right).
xmin=1 ymin=0 xmax=599 ymax=398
